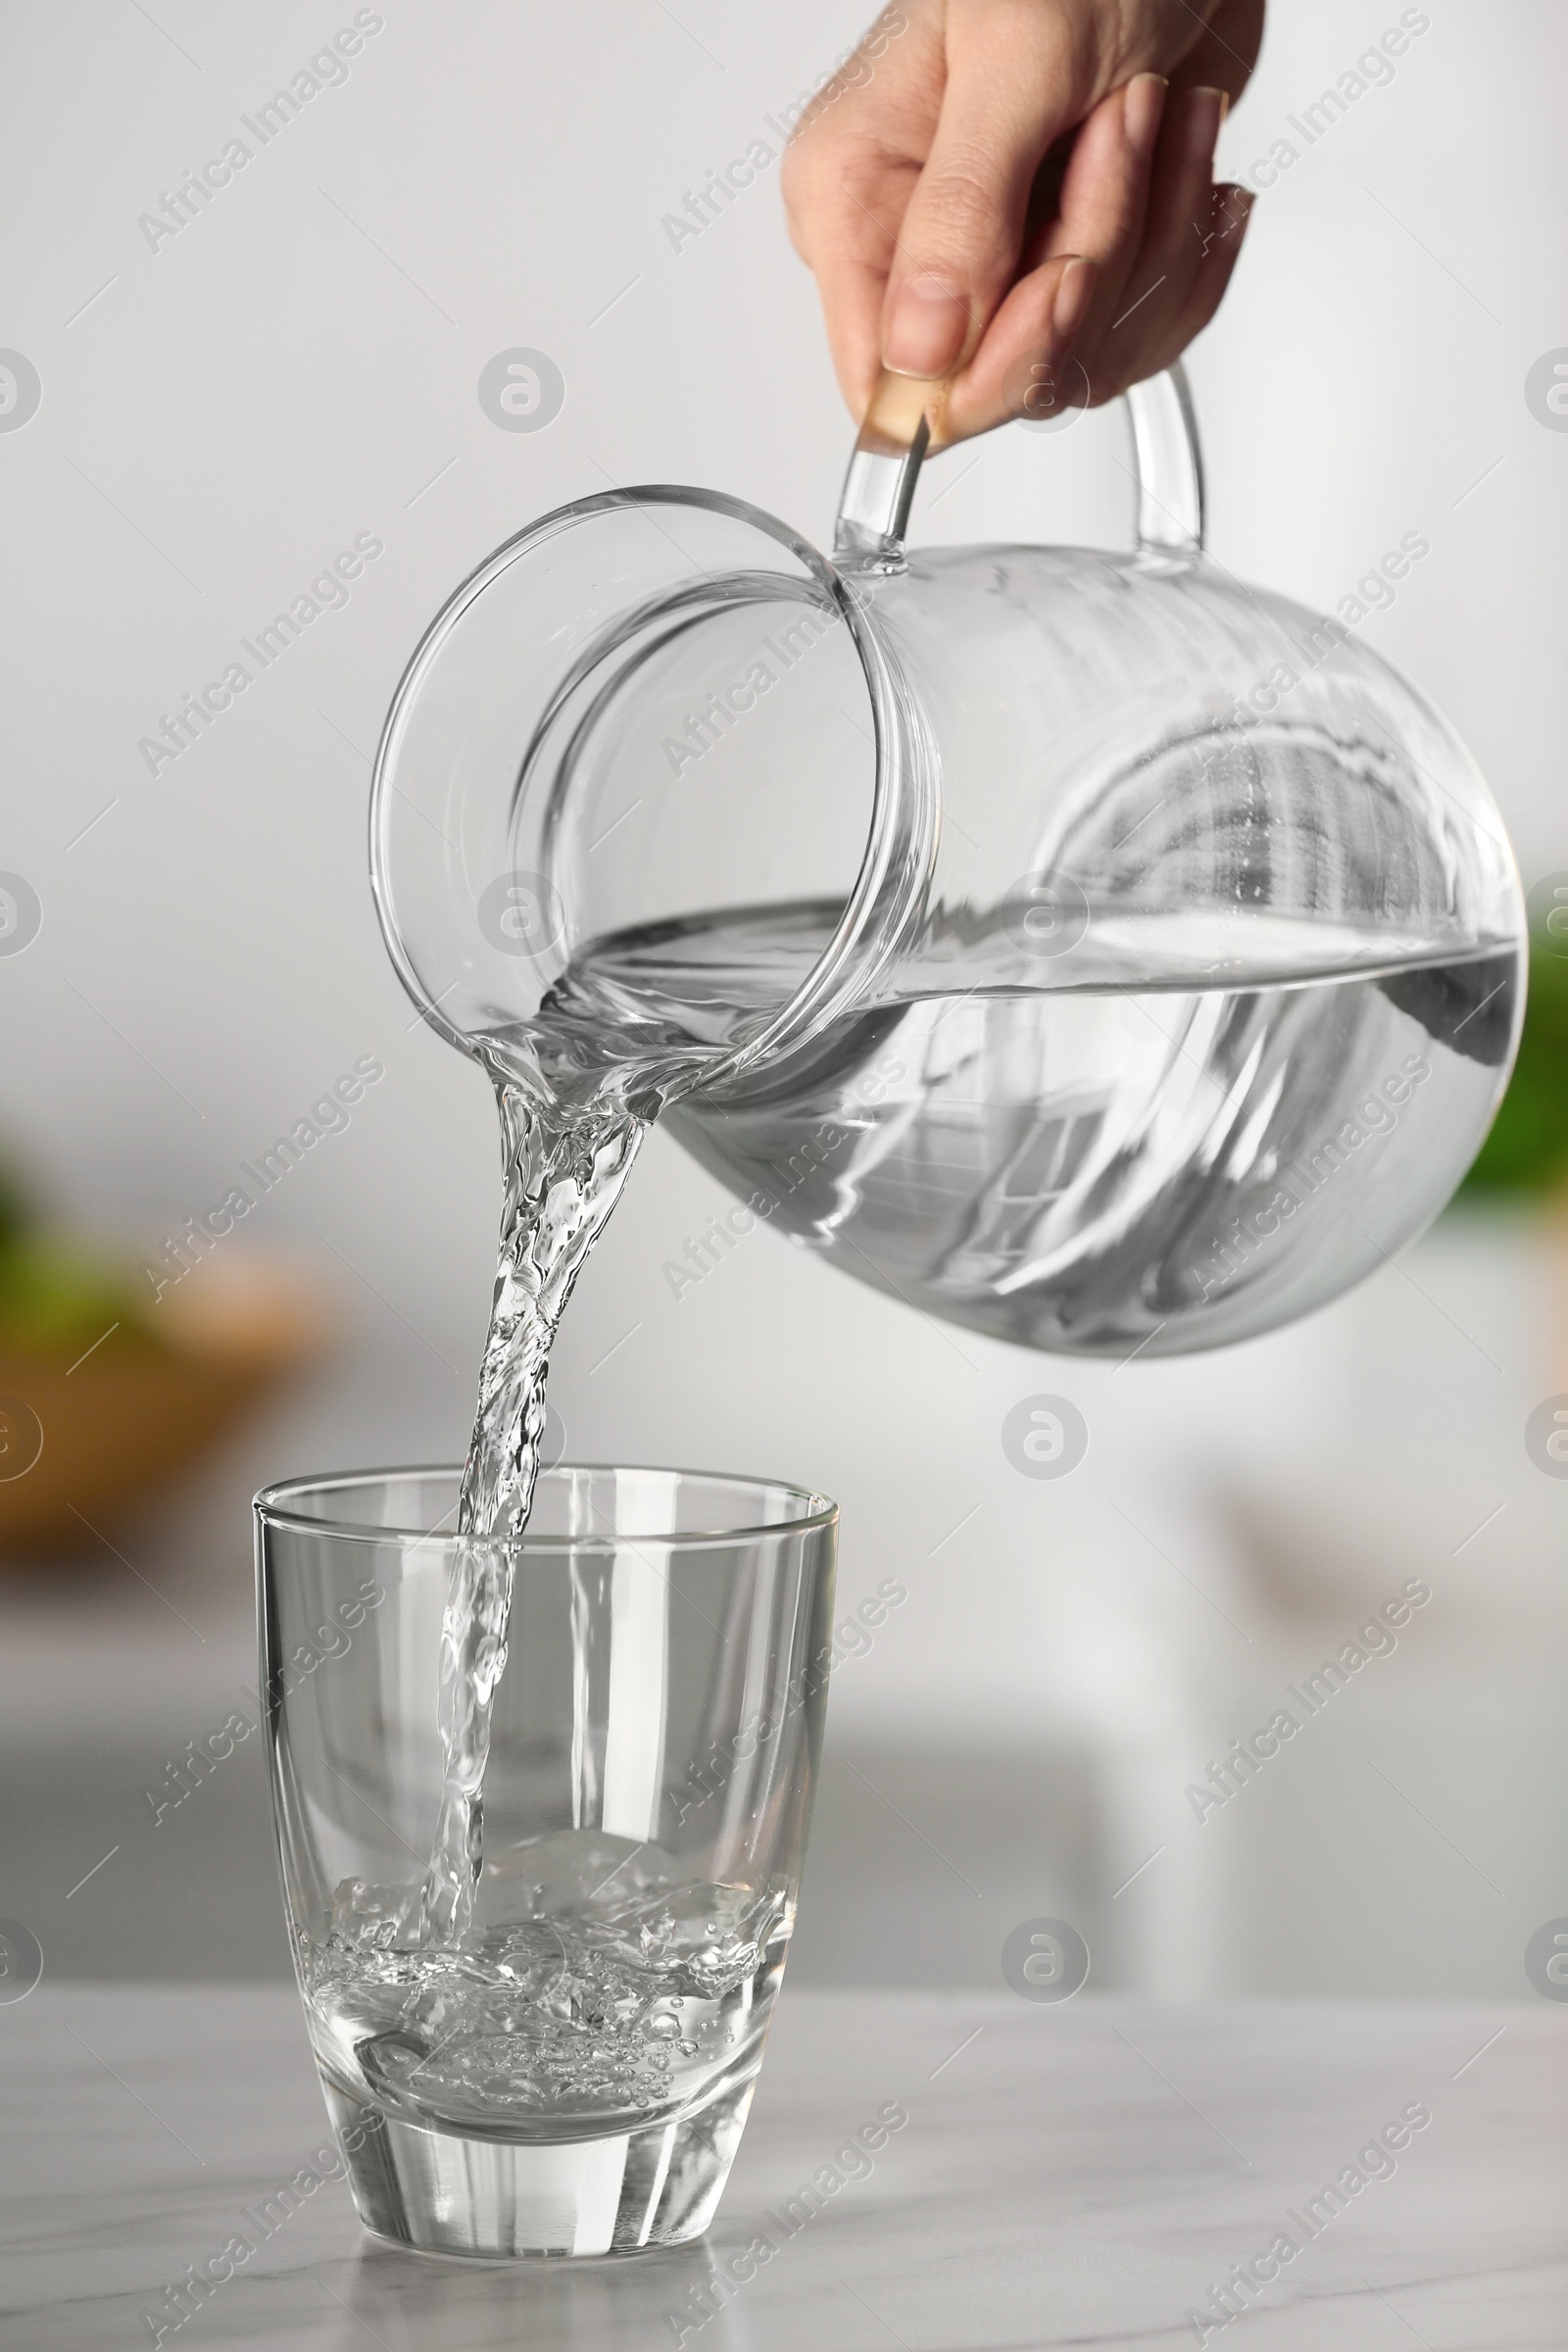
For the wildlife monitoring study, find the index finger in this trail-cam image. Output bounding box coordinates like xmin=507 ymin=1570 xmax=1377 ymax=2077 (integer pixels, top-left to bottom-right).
xmin=879 ymin=8 xmax=1089 ymax=378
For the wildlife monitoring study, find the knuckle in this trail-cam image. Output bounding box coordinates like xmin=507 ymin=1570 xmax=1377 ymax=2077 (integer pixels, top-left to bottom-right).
xmin=911 ymin=161 xmax=1004 ymax=250
xmin=780 ymin=120 xmax=828 ymax=189
xmin=779 ymin=150 xmax=837 ymax=232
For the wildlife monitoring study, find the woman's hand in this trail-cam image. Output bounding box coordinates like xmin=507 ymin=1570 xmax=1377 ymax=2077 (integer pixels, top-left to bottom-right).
xmin=782 ymin=0 xmax=1263 ymax=445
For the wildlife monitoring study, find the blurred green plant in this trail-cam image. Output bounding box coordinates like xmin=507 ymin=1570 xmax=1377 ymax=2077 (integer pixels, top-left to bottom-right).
xmin=0 ymin=1161 xmax=156 ymax=1353
xmin=0 ymin=1157 xmax=30 ymax=1251
xmin=1458 ymin=936 xmax=1568 ymax=1200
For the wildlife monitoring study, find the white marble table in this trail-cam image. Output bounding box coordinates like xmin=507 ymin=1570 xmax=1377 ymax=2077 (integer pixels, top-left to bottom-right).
xmin=2 ymin=1986 xmax=1563 ymax=2349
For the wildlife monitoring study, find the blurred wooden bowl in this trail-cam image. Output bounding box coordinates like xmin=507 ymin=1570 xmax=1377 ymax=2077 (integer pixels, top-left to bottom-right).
xmin=0 ymin=1252 xmax=331 ymax=1556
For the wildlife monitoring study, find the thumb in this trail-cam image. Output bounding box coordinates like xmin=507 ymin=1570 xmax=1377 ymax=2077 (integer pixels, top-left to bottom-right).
xmin=880 ymin=18 xmax=1086 ymax=378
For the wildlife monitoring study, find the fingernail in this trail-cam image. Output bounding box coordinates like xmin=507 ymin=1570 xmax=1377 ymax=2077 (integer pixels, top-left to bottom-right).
xmin=1123 ymin=72 xmax=1168 ymax=160
xmin=1185 ymin=84 xmax=1229 ymax=162
xmin=884 ymin=274 xmax=970 ymax=377
xmin=1052 ymin=255 xmax=1097 ymax=341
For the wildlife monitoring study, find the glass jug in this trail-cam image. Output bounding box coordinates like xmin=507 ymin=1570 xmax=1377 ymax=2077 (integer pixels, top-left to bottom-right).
xmin=370 ymin=366 xmax=1524 ymax=1356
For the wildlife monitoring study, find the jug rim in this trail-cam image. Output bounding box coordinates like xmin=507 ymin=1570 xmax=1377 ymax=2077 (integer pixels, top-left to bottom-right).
xmin=368 ymin=480 xmax=937 ymax=1091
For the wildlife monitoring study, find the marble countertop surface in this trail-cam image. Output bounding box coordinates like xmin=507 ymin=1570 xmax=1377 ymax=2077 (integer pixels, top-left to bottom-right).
xmin=2 ymin=1985 xmax=1563 ymax=2349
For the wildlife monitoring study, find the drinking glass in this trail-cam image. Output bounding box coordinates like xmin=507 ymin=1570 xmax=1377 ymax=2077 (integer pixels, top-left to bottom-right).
xmin=255 ymin=1463 xmax=836 ymax=2259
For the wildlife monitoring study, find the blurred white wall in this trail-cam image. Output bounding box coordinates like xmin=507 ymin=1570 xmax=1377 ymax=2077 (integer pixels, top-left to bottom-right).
xmin=2 ymin=0 xmax=1565 ymax=1996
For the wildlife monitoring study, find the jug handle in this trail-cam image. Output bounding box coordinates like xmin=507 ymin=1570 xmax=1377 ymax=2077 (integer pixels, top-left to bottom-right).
xmin=834 ymin=362 xmax=1205 ymax=568
xmin=1126 ymin=364 xmax=1205 ymax=562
